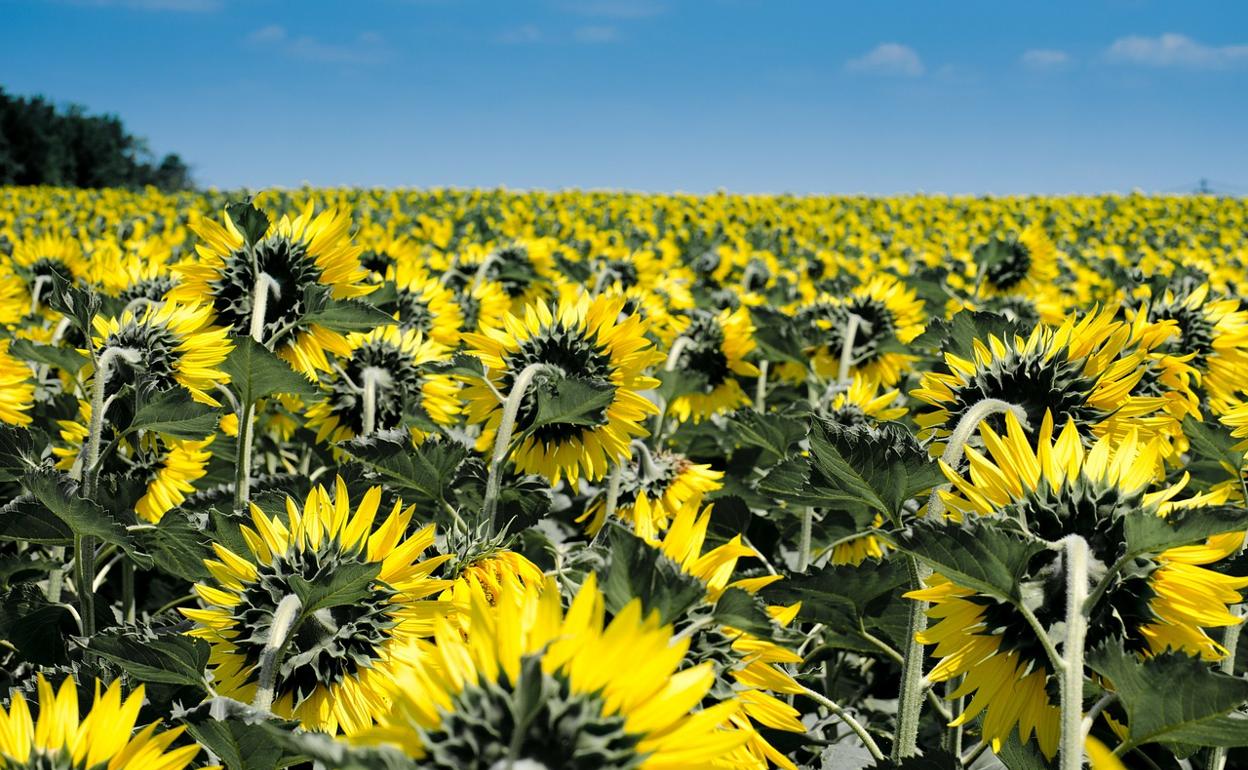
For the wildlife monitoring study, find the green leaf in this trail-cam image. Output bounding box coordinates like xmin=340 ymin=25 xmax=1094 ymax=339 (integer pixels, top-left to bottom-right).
xmin=132 ymin=509 xmax=211 ymax=581
xmin=764 ymin=558 xmax=911 ymax=652
xmin=181 ymin=713 xmax=292 ymax=770
xmin=221 ymin=336 xmax=320 ymax=404
xmin=128 ymin=388 xmax=220 ymax=439
xmin=891 ymin=517 xmax=1046 ymax=601
xmin=24 ymin=468 xmax=132 ymax=548
xmin=1087 ymin=641 xmax=1248 ymax=750
xmin=728 ymin=409 xmax=807 ymax=466
xmin=601 ymin=527 xmax=706 ymax=625
xmin=711 ymin=587 xmax=775 ymax=636
xmin=0 ymin=495 xmax=73 ymax=544
xmin=337 ymin=431 xmax=469 ymax=509
xmin=8 ymin=338 xmax=88 ymax=373
xmin=431 ymin=352 xmax=487 ymax=380
xmin=0 ymin=427 xmax=48 ymax=477
xmin=910 ymin=309 xmax=1025 ymax=360
xmin=1182 ymin=416 xmax=1244 ymax=489
xmin=303 ymin=296 xmax=395 ymax=332
xmin=0 ymin=584 xmax=74 ymax=666
xmin=287 ymin=561 xmax=382 ymax=617
xmin=1124 ymin=505 xmax=1248 ymax=557
xmin=225 ymin=200 xmax=271 ymax=247
xmin=655 ymin=367 xmax=710 ymax=403
xmin=90 ymin=632 xmax=211 ymax=689
xmin=748 ymin=305 xmax=809 ymax=366
xmin=525 ymin=374 xmax=617 ymax=434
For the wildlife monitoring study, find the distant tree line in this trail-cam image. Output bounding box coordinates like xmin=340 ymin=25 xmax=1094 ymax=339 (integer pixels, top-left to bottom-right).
xmin=0 ymin=87 xmax=193 ymax=190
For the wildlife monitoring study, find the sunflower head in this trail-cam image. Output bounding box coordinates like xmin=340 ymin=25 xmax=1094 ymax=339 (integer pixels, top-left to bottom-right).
xmin=578 ymin=445 xmax=723 ymax=538
xmin=174 ymin=203 xmax=373 ymax=376
xmin=0 ymin=675 xmax=200 ymax=770
xmin=182 ymin=478 xmax=452 ymax=733
xmin=359 ymin=572 xmax=753 ymax=769
xmin=974 ymin=223 xmax=1059 ymax=297
xmin=667 ymin=306 xmax=759 ymax=423
xmin=464 ymin=293 xmax=662 ymax=484
xmin=0 ymin=339 xmax=34 ymax=426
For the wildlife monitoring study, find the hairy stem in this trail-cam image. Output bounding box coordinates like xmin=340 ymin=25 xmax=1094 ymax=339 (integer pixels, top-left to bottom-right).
xmin=798 ymin=507 xmax=814 ymax=572
xmin=838 ymin=313 xmax=862 ymax=385
xmin=926 ymin=398 xmax=1030 ymax=519
xmin=800 ymin=683 xmax=885 ymax=762
xmin=252 ymin=593 xmax=303 ymax=713
xmin=359 ymin=366 xmax=391 ymax=436
xmin=1060 ymin=535 xmax=1090 ymax=770
xmin=755 ymin=359 xmax=769 ymax=412
xmin=483 ymin=363 xmax=551 ymax=533
xmin=893 ymin=554 xmax=932 ymax=761
xmin=1210 ymin=607 xmax=1244 ymax=770
xmin=235 ymin=272 xmax=279 ymax=514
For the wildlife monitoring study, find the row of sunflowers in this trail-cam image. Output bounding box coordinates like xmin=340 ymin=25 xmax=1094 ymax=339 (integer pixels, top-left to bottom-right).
xmin=1 ymin=186 xmax=1248 ymax=770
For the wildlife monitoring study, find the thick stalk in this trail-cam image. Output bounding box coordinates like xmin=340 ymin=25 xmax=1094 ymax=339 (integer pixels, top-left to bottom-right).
xmin=798 ymin=507 xmax=813 ymax=572
xmin=235 ymin=273 xmax=278 ymax=513
xmin=602 ymin=459 xmax=625 ymax=525
xmin=73 ymin=534 xmax=96 ymax=637
xmin=1210 ymin=609 xmax=1244 ymax=770
xmin=755 ymin=360 xmax=769 ymax=412
xmin=838 ymin=313 xmax=863 ymax=385
xmin=252 ymin=593 xmax=303 ymax=713
xmin=893 ymin=554 xmax=932 ymax=761
xmin=483 ymin=363 xmax=551 ymax=532
xmin=122 ymin=560 xmax=136 ymax=624
xmin=359 ymin=366 xmax=391 ymax=436
xmin=1060 ymin=535 xmax=1090 ymax=770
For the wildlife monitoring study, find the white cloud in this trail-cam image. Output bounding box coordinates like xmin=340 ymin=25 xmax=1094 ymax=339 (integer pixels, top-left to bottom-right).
xmin=574 ymin=25 xmax=618 ymax=44
xmin=1106 ymin=33 xmax=1248 ymax=69
xmin=845 ymin=43 xmax=924 ymax=77
xmin=1021 ymin=48 xmax=1071 ymax=69
xmin=498 ymin=24 xmax=543 ymax=45
xmin=245 ymin=26 xmax=389 ymax=64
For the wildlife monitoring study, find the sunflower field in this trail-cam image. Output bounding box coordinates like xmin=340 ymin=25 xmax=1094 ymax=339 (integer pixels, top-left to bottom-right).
xmin=1 ymin=186 xmax=1248 ymax=770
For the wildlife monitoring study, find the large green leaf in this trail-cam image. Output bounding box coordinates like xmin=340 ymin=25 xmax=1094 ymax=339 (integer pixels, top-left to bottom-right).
xmin=225 ymin=200 xmax=272 ymax=247
xmin=287 ymin=561 xmax=382 ymax=617
xmin=711 ymin=587 xmax=775 ymax=636
xmin=128 ymin=388 xmax=220 ymax=439
xmin=891 ymin=517 xmax=1046 ymax=601
xmin=0 ymin=495 xmax=73 ymax=544
xmin=180 ymin=703 xmax=293 ymax=770
xmin=748 ymin=305 xmax=809 ymax=366
xmin=221 ymin=336 xmax=320 ymax=403
xmin=24 ymin=468 xmax=133 ymax=549
xmin=133 ymin=508 xmax=212 ymax=581
xmin=337 ymin=431 xmax=469 ymax=509
xmin=910 ymin=309 xmax=1025 ymax=360
xmin=91 ymin=632 xmax=211 ymax=689
xmin=302 ymin=296 xmax=394 ymax=332
xmin=524 ymin=374 xmax=617 ymax=435
xmin=1087 ymin=642 xmax=1248 ymax=750
xmin=764 ymin=558 xmax=911 ymax=652
xmin=1123 ymin=504 xmax=1248 ymax=557
xmin=0 ymin=584 xmax=75 ymax=666
xmin=601 ymin=528 xmax=706 ymax=625
xmin=8 ymin=338 xmax=88 ymax=373
xmin=728 ymin=409 xmax=807 ymax=466
xmin=1182 ymin=416 xmax=1245 ymax=489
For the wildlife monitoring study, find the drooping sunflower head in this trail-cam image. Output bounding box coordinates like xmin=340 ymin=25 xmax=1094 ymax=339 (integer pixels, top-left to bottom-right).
xmin=453 ymin=276 xmax=511 ymax=335
xmin=578 ymin=444 xmax=724 ymax=538
xmin=450 ymin=241 xmax=556 ymax=311
xmin=304 ymin=325 xmax=459 ymax=444
xmin=464 ymin=293 xmax=662 ymax=484
xmin=0 ymin=675 xmax=201 ymax=770
xmin=913 ymin=307 xmax=1172 ymax=452
xmin=389 ymin=268 xmax=465 ymax=348
xmin=359 ymin=572 xmax=754 ymax=769
xmin=91 ymin=300 xmax=233 ymax=406
xmin=666 ymin=306 xmax=759 ymax=424
xmin=9 ymin=233 xmax=88 ymax=312
xmin=974 ymin=223 xmax=1059 ymax=298
xmin=827 ymin=375 xmax=908 ymax=427
xmin=113 ymin=239 xmax=179 ymax=306
xmin=0 ymin=339 xmax=34 ymax=427
xmin=182 ymin=478 xmax=452 ymax=734
xmin=174 ymin=203 xmax=373 ymax=376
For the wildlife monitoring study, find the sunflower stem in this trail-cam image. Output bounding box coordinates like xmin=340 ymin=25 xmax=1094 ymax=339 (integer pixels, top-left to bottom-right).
xmin=253 ymin=593 xmax=303 ymax=713
xmin=73 ymin=534 xmax=97 ymax=637
xmin=234 ymin=272 xmax=280 ymax=515
xmin=360 ymin=366 xmax=391 ymax=436
xmin=925 ymin=398 xmax=1030 ymax=519
xmin=837 ymin=313 xmax=862 ymax=385
xmin=799 ymin=683 xmax=885 ymax=762
xmin=893 ymin=553 xmax=932 ymax=761
xmin=1060 ymin=534 xmax=1090 ymax=770
xmin=122 ymin=560 xmax=136 ymax=624
xmin=483 ymin=362 xmax=552 ymax=534
xmin=28 ymin=274 xmax=51 ymax=315
xmin=602 ymin=458 xmax=625 ymax=526
xmin=798 ymin=507 xmax=813 ymax=572
xmin=248 ymin=271 xmax=280 ymax=346
xmin=754 ymin=359 xmax=769 ymax=412
xmin=1210 ymin=609 xmax=1244 ymax=770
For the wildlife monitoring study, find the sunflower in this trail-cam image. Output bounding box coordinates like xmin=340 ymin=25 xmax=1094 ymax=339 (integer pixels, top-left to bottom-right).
xmin=916 ymin=411 xmax=1245 ymax=758
xmin=912 ymin=307 xmax=1172 ymax=453
xmin=656 ymin=501 xmax=807 ymax=770
xmin=974 ymin=223 xmax=1060 ymax=299
xmin=448 ymin=240 xmax=557 ymax=311
xmin=0 ymin=340 xmax=34 ymax=426
xmin=358 ymin=572 xmax=754 ymax=769
xmin=463 ymin=293 xmax=662 ymax=484
xmin=826 ymin=376 xmax=907 ymax=426
xmin=173 ymin=203 xmax=373 ymax=376
xmin=666 ymin=306 xmax=759 ymax=424
xmin=800 ymin=274 xmax=925 ymax=387
xmin=304 ymin=325 xmax=459 ymax=444
xmin=453 ymin=277 xmax=511 ymax=336
xmin=181 ymin=479 xmax=452 ymax=734
xmin=91 ymin=300 xmax=233 ymax=406
xmin=0 ymin=675 xmax=201 ymax=770
xmin=388 ymin=264 xmax=465 ymax=348
xmin=9 ymin=233 xmax=89 ymax=313
xmin=578 ymin=444 xmax=723 ymax=538
xmin=1126 ymin=283 xmax=1248 ymax=413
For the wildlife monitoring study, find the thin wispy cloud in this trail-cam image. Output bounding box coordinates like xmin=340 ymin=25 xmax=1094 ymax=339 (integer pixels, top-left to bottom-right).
xmin=497 ymin=24 xmax=543 ymax=45
xmin=245 ymin=25 xmax=390 ymax=64
xmin=1106 ymin=33 xmax=1248 ymax=69
xmin=845 ymin=43 xmax=924 ymax=77
xmin=574 ymin=25 xmax=618 ymax=44
xmin=1021 ymin=48 xmax=1071 ymax=70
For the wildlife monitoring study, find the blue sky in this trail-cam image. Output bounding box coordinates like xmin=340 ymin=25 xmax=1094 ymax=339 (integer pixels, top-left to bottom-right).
xmin=3 ymin=0 xmax=1247 ymax=194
